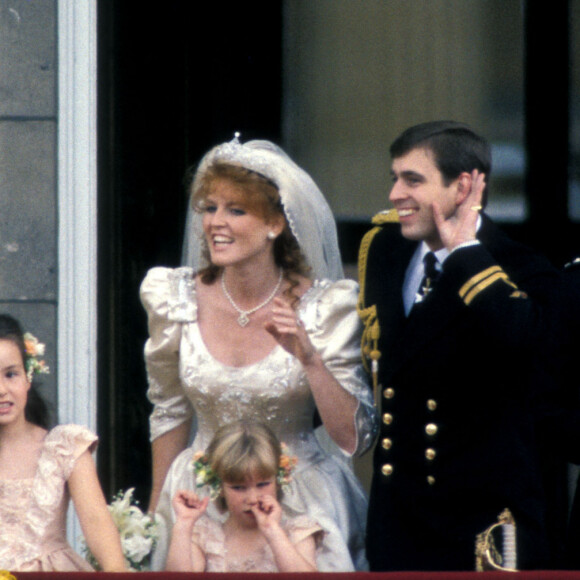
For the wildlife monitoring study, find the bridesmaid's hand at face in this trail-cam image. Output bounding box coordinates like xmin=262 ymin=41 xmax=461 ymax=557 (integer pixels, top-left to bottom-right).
xmin=251 ymin=495 xmax=283 ymax=533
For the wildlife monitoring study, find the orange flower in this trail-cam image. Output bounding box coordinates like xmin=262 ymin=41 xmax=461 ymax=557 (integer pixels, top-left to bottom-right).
xmin=24 ymin=339 xmax=36 ymax=356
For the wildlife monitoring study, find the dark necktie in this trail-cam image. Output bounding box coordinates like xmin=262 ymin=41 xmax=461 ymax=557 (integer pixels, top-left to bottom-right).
xmin=414 ymin=252 xmax=440 ymax=304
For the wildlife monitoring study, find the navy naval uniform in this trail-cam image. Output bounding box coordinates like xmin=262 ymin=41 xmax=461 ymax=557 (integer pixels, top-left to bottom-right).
xmin=358 ymin=210 xmax=561 ymax=571
xmin=542 ymin=257 xmax=580 ymax=568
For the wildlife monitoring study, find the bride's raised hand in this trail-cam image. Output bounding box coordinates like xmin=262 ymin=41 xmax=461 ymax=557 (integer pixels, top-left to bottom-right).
xmin=265 ymin=297 xmax=316 ymax=366
xmin=267 ymin=296 xmax=358 ymax=454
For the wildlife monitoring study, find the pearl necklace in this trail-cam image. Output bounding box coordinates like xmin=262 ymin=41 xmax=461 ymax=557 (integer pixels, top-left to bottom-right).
xmin=221 ymin=269 xmax=283 ymax=327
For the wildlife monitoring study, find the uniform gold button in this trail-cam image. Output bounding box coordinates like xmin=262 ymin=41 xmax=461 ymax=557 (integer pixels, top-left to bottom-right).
xmin=381 ymin=438 xmax=392 ymax=450
xmin=383 ymin=388 xmax=395 ymax=399
xmin=381 ymin=464 xmax=393 ymax=476
xmin=382 ymin=413 xmax=393 ymax=425
xmin=427 ymin=475 xmax=436 ymax=485
xmin=425 ymin=448 xmax=436 ymax=460
xmin=425 ymin=423 xmax=438 ymax=436
xmin=427 ymin=399 xmax=437 ymax=411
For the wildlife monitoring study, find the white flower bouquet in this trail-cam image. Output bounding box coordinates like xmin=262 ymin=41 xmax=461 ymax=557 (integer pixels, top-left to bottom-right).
xmin=83 ymin=488 xmax=159 ymax=571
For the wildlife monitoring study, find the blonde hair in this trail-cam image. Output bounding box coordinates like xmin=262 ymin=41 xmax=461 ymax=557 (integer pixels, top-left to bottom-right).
xmin=206 ymin=421 xmax=282 ymax=511
xmin=190 ymin=162 xmax=310 ymax=306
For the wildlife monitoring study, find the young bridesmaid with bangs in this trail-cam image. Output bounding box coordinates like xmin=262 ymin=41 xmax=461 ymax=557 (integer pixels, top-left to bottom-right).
xmin=166 ymin=420 xmax=323 ymax=572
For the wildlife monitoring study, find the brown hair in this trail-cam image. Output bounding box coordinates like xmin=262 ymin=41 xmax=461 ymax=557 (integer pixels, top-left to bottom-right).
xmin=390 ymin=121 xmax=491 ymax=207
xmin=190 ymin=163 xmax=310 ymax=307
xmin=206 ymin=420 xmax=282 ymax=511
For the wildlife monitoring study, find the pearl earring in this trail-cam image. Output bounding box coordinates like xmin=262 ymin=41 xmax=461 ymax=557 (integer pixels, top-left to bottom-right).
xmin=267 ymin=231 xmax=276 ymax=240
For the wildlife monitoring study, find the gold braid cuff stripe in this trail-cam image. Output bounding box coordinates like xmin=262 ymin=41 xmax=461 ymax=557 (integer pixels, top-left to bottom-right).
xmin=459 ymin=266 xmax=517 ymax=306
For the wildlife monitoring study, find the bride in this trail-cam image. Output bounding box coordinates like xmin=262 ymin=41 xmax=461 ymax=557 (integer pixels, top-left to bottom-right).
xmin=140 ymin=135 xmax=377 ymax=571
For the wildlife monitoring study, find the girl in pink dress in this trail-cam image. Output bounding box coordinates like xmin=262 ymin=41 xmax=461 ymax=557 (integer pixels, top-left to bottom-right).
xmin=0 ymin=314 xmax=126 ymax=572
xmin=166 ymin=420 xmax=323 ymax=572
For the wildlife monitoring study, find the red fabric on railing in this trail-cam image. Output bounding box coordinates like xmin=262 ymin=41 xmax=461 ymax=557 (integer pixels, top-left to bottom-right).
xmin=8 ymin=572 xmax=580 ymax=580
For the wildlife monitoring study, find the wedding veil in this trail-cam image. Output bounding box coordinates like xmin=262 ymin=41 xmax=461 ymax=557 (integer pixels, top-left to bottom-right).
xmin=181 ymin=135 xmax=344 ymax=282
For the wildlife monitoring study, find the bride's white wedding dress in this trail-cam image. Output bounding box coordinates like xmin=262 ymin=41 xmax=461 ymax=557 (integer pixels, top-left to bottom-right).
xmin=141 ymin=267 xmax=377 ymax=571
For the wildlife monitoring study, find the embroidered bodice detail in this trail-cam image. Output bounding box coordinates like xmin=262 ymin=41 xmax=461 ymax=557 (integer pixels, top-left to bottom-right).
xmin=143 ymin=266 xmax=377 ymax=455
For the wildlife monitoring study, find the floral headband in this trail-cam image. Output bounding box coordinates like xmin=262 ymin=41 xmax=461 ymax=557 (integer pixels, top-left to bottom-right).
xmin=23 ymin=332 xmax=50 ymax=382
xmin=192 ymin=443 xmax=298 ymax=500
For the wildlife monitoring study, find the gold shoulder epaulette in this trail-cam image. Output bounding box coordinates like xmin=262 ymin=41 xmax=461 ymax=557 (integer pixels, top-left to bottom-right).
xmin=371 ymin=209 xmax=399 ymax=225
xmin=357 ymin=221 xmax=384 ymax=408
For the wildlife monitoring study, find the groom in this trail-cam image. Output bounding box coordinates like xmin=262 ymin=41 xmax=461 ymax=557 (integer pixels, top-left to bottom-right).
xmin=358 ymin=121 xmax=561 ymax=571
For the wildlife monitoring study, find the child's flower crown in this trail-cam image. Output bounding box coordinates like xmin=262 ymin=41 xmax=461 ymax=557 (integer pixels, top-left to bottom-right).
xmin=192 ymin=443 xmax=298 ymax=500
xmin=192 ymin=451 xmax=222 ymax=500
xmin=23 ymin=332 xmax=50 ymax=382
xmin=277 ymin=443 xmax=298 ymax=488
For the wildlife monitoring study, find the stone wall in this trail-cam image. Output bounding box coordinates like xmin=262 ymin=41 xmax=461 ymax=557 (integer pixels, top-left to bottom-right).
xmin=0 ymin=0 xmax=58 ymax=420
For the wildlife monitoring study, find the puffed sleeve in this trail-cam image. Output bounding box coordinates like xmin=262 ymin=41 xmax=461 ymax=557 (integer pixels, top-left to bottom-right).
xmin=30 ymin=425 xmax=98 ymax=525
xmin=140 ymin=267 xmax=197 ymax=442
xmin=44 ymin=424 xmax=99 ymax=479
xmin=285 ymin=514 xmax=325 ymax=549
xmin=300 ymin=279 xmax=378 ymax=456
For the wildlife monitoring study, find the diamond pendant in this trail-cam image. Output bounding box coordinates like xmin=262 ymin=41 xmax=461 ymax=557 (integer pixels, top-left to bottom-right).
xmin=237 ymin=313 xmax=250 ymax=327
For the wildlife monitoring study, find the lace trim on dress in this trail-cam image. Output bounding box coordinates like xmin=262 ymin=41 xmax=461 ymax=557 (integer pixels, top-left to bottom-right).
xmin=354 ymin=404 xmax=377 ymax=455
xmin=167 ymin=267 xmax=197 ymax=322
xmin=297 ymin=279 xmax=334 ymax=331
xmin=150 ymin=403 xmax=192 ymax=423
xmin=192 ymin=514 xmax=322 ymax=572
